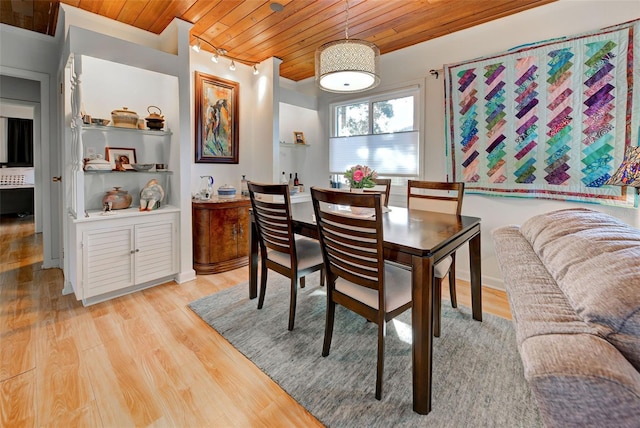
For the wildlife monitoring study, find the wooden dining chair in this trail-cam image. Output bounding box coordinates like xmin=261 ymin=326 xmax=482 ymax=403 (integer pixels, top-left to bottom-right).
xmin=364 ymin=178 xmax=392 ymax=207
xmin=248 ymin=182 xmax=324 ymax=331
xmin=311 ymin=187 xmax=412 ymax=400
xmin=407 ymin=180 xmax=465 ymax=337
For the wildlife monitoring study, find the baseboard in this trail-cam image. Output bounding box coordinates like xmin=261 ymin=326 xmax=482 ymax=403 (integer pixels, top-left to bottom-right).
xmin=456 ymin=269 xmax=505 ymax=291
xmin=175 ymin=269 xmax=196 ymax=284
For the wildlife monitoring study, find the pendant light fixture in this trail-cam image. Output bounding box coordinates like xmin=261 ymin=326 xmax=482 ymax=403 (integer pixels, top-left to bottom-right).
xmin=315 ymin=0 xmax=380 ymax=93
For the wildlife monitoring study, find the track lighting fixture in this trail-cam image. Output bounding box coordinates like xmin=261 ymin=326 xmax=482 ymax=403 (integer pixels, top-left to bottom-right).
xmin=191 ymin=39 xmax=201 ymax=53
xmin=190 ymin=35 xmax=259 ymax=73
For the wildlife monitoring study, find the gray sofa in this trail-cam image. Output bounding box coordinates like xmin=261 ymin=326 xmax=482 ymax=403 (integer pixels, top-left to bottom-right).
xmin=492 ymin=208 xmax=640 ymax=428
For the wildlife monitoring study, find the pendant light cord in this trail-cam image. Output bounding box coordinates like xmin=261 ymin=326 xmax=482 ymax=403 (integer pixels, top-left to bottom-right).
xmin=345 ymin=0 xmax=349 ymax=40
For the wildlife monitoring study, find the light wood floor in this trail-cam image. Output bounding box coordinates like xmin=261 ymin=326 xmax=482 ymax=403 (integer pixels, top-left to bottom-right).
xmin=0 ymin=215 xmax=511 ymax=427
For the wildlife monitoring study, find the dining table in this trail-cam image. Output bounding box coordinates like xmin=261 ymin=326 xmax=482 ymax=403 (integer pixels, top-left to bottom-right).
xmin=248 ymin=204 xmax=482 ymax=415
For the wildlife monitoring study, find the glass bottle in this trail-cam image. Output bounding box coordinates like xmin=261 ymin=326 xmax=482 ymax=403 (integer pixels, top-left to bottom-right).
xmin=289 ymin=173 xmax=294 ymax=189
xmin=294 ymin=173 xmax=299 ymax=186
xmin=241 ymin=175 xmax=248 ymax=196
xmin=281 ymin=171 xmax=288 ymax=184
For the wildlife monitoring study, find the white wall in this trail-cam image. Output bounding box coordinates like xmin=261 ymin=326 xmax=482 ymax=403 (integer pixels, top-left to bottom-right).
xmin=279 ymin=102 xmax=327 ymax=190
xmin=189 ymin=51 xmax=269 ymax=196
xmin=311 ymin=0 xmax=640 ymax=289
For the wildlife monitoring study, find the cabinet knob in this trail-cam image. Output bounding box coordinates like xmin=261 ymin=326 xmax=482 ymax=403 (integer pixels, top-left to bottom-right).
xmin=232 ymin=224 xmax=237 ymax=240
xmin=52 ymin=176 xmax=62 ymax=182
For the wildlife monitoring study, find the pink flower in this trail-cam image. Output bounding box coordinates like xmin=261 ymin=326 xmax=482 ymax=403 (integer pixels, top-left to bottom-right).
xmin=353 ymin=169 xmax=364 ymax=182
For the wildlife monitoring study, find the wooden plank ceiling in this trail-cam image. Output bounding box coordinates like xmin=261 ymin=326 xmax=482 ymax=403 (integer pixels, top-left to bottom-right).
xmin=1 ymin=0 xmax=557 ymax=81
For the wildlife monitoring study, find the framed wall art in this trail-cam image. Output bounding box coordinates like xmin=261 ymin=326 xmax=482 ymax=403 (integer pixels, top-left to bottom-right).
xmin=195 ymin=71 xmax=239 ymax=163
xmin=105 ymin=147 xmax=136 ymax=171
xmin=294 ymin=131 xmax=306 ymax=145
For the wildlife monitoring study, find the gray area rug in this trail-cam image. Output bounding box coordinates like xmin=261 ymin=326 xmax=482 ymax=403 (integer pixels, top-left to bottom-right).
xmin=189 ymin=272 xmax=541 ymax=427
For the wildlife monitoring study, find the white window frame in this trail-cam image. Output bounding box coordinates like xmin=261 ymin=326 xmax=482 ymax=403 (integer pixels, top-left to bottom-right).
xmin=329 ymin=85 xmax=422 ymax=183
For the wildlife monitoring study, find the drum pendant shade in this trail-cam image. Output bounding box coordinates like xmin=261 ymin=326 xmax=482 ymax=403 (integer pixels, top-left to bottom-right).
xmin=315 ymin=39 xmax=380 ymax=93
xmin=315 ymin=0 xmax=380 ymax=93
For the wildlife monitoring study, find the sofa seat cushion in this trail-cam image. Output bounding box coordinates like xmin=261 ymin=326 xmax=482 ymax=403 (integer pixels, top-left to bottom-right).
xmin=519 ymin=208 xmax=640 ymax=371
xmin=492 ymin=226 xmax=596 ymax=348
xmin=521 ymin=333 xmax=640 ymax=428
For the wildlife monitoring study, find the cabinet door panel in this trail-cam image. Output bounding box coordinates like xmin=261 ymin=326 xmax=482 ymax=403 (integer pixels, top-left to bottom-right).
xmin=236 ymin=206 xmax=249 ymax=258
xmin=135 ymin=221 xmax=176 ymax=284
xmin=84 ymin=227 xmax=134 ymax=296
xmin=210 ymin=208 xmax=239 ymax=263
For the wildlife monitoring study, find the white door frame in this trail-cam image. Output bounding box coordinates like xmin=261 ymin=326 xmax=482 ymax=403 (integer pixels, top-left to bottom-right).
xmin=1 ymin=66 xmax=56 ymax=268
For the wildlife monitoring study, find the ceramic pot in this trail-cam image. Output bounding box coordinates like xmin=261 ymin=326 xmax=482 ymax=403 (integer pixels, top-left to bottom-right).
xmin=102 ymin=187 xmax=132 ymax=210
xmin=84 ymin=154 xmax=112 ymax=171
xmin=111 ymin=107 xmax=139 ymax=128
xmin=218 ymin=184 xmax=237 ymax=199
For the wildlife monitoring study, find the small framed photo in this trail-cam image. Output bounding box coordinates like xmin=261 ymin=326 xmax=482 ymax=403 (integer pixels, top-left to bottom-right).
xmin=106 ymin=147 xmax=136 ymax=171
xmin=294 ymin=131 xmax=306 ymax=145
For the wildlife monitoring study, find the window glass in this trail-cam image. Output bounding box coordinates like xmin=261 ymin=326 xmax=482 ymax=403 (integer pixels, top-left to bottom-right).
xmin=336 ymin=102 xmax=369 ymax=136
xmin=373 ymin=96 xmax=413 ymax=134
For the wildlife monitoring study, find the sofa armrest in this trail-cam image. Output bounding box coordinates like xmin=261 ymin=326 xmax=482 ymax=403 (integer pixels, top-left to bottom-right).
xmin=522 ymin=333 xmax=640 ymax=428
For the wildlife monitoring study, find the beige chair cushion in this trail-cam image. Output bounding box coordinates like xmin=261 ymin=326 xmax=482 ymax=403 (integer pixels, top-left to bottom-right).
xmin=267 ymin=236 xmax=324 ymax=271
xmin=335 ymin=262 xmax=412 ymax=312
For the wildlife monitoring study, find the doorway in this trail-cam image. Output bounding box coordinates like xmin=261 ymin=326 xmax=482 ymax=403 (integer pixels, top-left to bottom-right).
xmin=0 ymin=68 xmax=56 ymax=269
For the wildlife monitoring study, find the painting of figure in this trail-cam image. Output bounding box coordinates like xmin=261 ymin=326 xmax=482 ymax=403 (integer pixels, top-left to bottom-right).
xmin=195 ymin=72 xmax=239 ymax=164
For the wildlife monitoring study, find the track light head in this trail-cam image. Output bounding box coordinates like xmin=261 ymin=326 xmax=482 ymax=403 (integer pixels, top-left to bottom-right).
xmin=191 ymin=39 xmax=201 ymax=53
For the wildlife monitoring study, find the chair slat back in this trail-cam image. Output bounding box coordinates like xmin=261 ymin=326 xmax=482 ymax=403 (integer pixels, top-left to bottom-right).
xmin=407 ymin=180 xmax=464 ymax=214
xmin=311 ymin=188 xmax=384 ymax=292
xmin=248 ymin=182 xmax=295 ymax=255
xmin=364 ymin=178 xmax=391 ymax=207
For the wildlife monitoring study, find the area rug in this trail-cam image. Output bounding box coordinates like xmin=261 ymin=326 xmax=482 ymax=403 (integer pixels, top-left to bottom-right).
xmin=188 ymin=273 xmax=541 ymax=427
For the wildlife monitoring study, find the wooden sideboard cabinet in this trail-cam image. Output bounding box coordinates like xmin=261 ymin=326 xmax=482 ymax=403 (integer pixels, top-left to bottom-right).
xmin=192 ymin=197 xmax=251 ymax=274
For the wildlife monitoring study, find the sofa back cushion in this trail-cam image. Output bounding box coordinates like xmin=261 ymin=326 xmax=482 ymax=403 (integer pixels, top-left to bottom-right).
xmin=520 ymin=208 xmax=640 ymax=371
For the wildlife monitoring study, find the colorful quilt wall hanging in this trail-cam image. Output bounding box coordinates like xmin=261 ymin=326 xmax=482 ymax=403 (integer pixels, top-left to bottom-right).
xmin=444 ymin=19 xmax=639 ymax=207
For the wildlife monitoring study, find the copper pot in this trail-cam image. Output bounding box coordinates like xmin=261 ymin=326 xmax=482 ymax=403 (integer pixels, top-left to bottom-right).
xmin=102 ymin=187 xmax=132 ymax=210
xmin=145 ymin=105 xmax=165 ymax=130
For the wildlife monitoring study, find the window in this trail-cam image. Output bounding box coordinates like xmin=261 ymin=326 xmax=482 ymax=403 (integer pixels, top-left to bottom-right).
xmin=330 ymin=87 xmax=420 ymax=182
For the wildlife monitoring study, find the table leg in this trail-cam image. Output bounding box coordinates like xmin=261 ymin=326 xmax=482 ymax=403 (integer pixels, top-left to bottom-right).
xmin=469 ymin=230 xmax=482 ymax=321
xmin=249 ymin=218 xmax=258 ymax=299
xmin=411 ymin=254 xmax=434 ymax=415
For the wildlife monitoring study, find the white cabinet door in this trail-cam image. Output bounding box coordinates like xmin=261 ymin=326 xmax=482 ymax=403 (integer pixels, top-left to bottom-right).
xmin=134 ymin=220 xmax=176 ymax=284
xmin=82 ymin=226 xmax=135 ymax=297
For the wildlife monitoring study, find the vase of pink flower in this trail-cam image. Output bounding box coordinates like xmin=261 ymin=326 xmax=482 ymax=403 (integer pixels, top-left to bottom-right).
xmin=344 ymin=165 xmax=377 ymax=189
xmin=344 ymin=165 xmax=377 ymax=215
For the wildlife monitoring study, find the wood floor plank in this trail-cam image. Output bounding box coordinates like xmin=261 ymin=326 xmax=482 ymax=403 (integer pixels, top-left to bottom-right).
xmin=1 ymin=369 xmax=36 ymax=427
xmin=1 ymin=215 xmax=511 ymax=427
xmin=35 ymin=320 xmax=95 ymax=425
